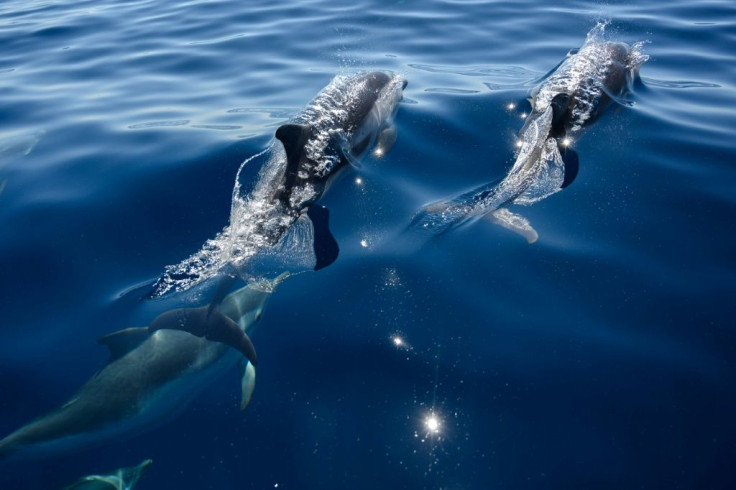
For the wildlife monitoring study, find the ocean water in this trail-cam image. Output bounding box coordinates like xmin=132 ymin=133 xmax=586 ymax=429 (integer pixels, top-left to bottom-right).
xmin=1 ymin=0 xmax=735 ymax=488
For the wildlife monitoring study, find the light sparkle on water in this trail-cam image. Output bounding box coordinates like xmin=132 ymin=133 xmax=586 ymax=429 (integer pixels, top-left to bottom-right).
xmin=390 ymin=333 xmax=411 ymax=351
xmin=424 ymin=412 xmax=441 ymax=434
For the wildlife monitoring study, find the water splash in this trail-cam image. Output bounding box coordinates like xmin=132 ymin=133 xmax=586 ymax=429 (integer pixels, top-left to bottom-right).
xmin=412 ymin=105 xmax=553 ymax=234
xmin=411 ymin=22 xmax=648 ymax=240
xmin=533 ymin=21 xmax=649 ymax=133
xmin=152 ymin=72 xmax=405 ymax=297
xmin=152 ymin=144 xmax=299 ymax=296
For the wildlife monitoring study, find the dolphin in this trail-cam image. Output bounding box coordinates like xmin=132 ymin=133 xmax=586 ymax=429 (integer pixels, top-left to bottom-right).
xmin=412 ymin=23 xmax=647 ymax=241
xmin=59 ymin=459 xmax=152 ymax=490
xmin=152 ymin=71 xmax=407 ymax=297
xmin=0 ymin=279 xmax=279 ymax=461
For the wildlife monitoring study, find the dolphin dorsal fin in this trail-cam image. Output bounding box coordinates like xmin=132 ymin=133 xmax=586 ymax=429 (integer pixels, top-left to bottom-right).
xmin=203 ymin=311 xmax=258 ymax=366
xmin=560 ymin=148 xmax=579 ymax=188
xmin=275 ymin=123 xmax=311 ymax=185
xmin=97 ymin=327 xmax=150 ymax=361
xmin=549 ymin=93 xmax=571 ymax=136
xmin=148 ymin=307 xmax=258 ymax=366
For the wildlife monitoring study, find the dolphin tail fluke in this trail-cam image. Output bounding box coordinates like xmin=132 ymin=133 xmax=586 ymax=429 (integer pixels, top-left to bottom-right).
xmin=410 ymin=198 xmax=473 ymax=236
xmin=487 ymin=208 xmax=539 ymax=244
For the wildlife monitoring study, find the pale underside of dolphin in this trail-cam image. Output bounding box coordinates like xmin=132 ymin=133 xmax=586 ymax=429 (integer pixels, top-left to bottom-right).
xmin=412 ymin=22 xmax=648 ymax=242
xmin=0 ymin=279 xmax=280 ymax=461
xmin=60 ymin=459 xmax=152 ymax=490
xmin=151 ymin=71 xmax=407 ymax=297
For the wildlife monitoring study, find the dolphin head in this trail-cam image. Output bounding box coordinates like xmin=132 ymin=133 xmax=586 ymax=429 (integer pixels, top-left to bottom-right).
xmin=360 ymin=71 xmax=407 ymax=127
xmin=599 ymin=42 xmax=634 ymax=99
xmin=343 ymin=71 xmax=406 ymax=159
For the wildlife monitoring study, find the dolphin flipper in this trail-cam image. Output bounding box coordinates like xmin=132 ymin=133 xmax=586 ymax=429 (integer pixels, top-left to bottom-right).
xmin=306 ymin=205 xmax=339 ymax=271
xmin=326 ymin=132 xmax=359 ymax=169
xmin=98 ymin=327 xmax=150 ymax=361
xmin=245 ymin=205 xmax=338 ymax=274
xmin=239 ymin=360 xmax=257 ymax=410
xmin=373 ymin=125 xmax=397 ymax=158
xmin=488 ymin=208 xmax=539 ymax=244
xmin=560 ymin=147 xmax=579 ymax=188
xmin=61 ymin=459 xmax=152 ymax=490
xmin=149 ymin=307 xmax=258 ymax=366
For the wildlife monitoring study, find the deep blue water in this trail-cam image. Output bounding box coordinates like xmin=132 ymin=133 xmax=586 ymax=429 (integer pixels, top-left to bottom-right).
xmin=1 ymin=0 xmax=735 ymax=488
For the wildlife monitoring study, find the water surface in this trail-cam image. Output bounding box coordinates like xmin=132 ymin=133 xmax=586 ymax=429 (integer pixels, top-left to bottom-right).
xmin=1 ymin=0 xmax=735 ymax=488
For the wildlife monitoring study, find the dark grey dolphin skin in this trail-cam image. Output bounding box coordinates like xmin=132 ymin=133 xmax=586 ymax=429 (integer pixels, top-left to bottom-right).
xmin=274 ymin=71 xmax=405 ymax=211
xmin=152 ymin=71 xmax=407 ymax=296
xmin=412 ymin=24 xmax=647 ymax=240
xmin=523 ymin=37 xmax=639 ymax=146
xmin=0 ymin=280 xmax=277 ymax=461
xmin=60 ymin=459 xmax=152 ymax=490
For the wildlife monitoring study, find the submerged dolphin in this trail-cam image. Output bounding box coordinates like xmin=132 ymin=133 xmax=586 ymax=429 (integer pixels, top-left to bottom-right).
xmin=412 ymin=23 xmax=647 ymax=241
xmin=60 ymin=459 xmax=152 ymax=490
xmin=152 ymin=71 xmax=407 ymax=296
xmin=0 ymin=280 xmax=279 ymax=461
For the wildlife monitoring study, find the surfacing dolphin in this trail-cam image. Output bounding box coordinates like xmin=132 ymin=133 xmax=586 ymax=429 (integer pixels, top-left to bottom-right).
xmin=60 ymin=459 xmax=152 ymax=490
xmin=152 ymin=71 xmax=407 ymax=297
xmin=412 ymin=23 xmax=647 ymax=242
xmin=0 ymin=279 xmax=281 ymax=461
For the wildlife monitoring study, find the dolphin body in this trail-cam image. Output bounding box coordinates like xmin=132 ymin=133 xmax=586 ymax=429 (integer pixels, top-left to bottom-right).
xmin=152 ymin=71 xmax=407 ymax=297
xmin=0 ymin=282 xmax=276 ymax=461
xmin=412 ymin=24 xmax=647 ymax=242
xmin=60 ymin=459 xmax=152 ymax=490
